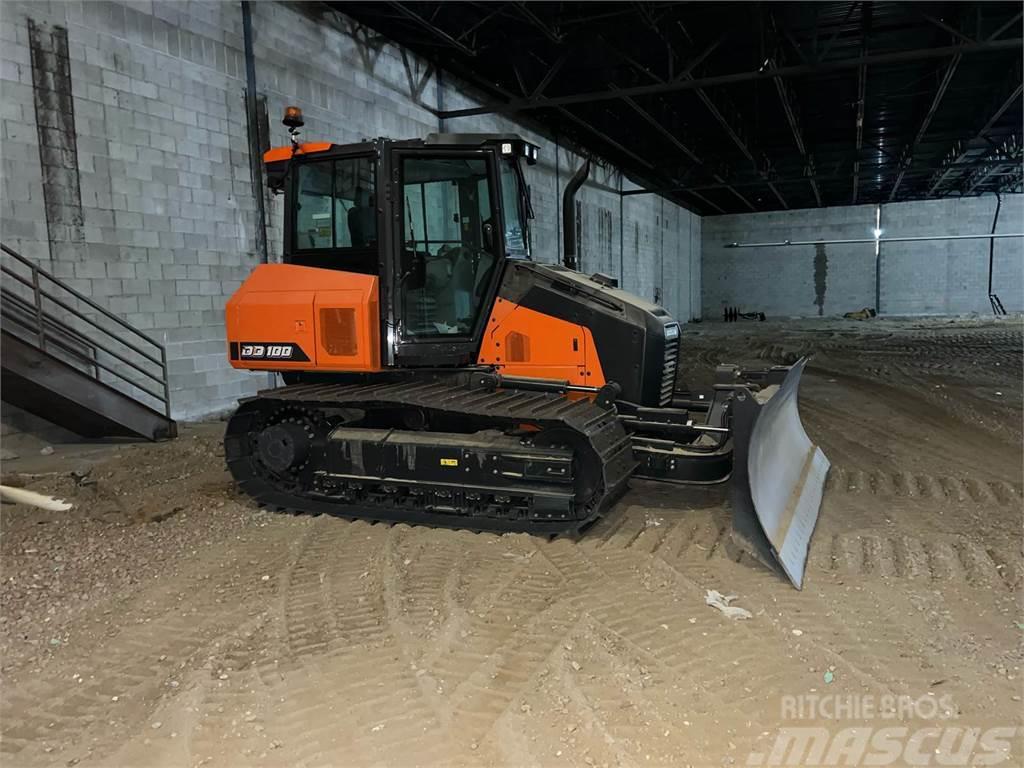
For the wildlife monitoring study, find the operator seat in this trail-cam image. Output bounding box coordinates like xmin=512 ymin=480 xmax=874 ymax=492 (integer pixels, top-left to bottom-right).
xmin=347 ymin=187 xmax=375 ymax=248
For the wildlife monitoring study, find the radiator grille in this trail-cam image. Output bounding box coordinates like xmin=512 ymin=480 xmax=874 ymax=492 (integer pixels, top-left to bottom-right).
xmin=659 ymin=333 xmax=679 ymax=406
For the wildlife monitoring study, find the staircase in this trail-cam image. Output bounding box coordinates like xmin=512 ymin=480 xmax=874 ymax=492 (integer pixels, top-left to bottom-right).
xmin=1 ymin=243 xmax=177 ymax=441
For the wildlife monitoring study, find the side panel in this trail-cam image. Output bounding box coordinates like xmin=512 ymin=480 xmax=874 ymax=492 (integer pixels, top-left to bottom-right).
xmin=495 ymin=261 xmax=678 ymax=406
xmin=226 ymin=264 xmax=381 ymax=372
xmin=477 ymin=296 xmax=606 ymax=387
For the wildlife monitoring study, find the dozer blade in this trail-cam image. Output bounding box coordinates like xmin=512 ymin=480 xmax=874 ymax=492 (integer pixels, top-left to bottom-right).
xmin=729 ymin=358 xmax=829 ymax=589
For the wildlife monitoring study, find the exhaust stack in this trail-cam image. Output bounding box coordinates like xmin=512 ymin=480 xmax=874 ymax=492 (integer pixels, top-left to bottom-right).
xmin=562 ymin=159 xmax=590 ymax=270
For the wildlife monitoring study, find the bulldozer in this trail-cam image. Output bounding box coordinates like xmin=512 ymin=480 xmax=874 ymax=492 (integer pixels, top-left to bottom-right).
xmin=223 ymin=107 xmax=829 ymax=588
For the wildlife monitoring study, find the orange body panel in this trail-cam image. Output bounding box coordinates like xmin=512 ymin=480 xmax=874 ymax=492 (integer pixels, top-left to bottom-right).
xmin=262 ymin=142 xmax=333 ymax=163
xmin=477 ymin=297 xmax=606 ymax=387
xmin=226 ymin=264 xmax=381 ymax=372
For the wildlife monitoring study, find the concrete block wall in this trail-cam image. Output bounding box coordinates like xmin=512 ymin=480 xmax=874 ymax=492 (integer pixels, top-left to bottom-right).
xmin=701 ymin=204 xmax=879 ymax=319
xmin=702 ymin=194 xmax=1024 ymax=318
xmin=1 ymin=1 xmax=701 ymax=426
xmin=2 ymin=0 xmax=259 ymax=420
xmin=878 ymin=195 xmax=1023 ymax=314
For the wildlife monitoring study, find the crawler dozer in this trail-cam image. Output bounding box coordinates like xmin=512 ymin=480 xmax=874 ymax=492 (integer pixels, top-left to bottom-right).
xmin=224 ymin=107 xmax=829 ymax=588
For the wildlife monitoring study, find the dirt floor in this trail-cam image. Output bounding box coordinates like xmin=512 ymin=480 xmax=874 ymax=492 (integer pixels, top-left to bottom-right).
xmin=1 ymin=317 xmax=1021 ymax=767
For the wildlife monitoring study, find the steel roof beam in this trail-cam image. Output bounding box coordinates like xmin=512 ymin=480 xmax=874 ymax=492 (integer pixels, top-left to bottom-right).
xmin=889 ymin=53 xmax=962 ymax=200
xmin=454 ymin=3 xmax=508 ymax=44
xmin=924 ymin=81 xmax=1021 ymax=196
xmin=529 ymin=50 xmax=567 ymax=98
xmin=910 ymin=6 xmax=976 ymax=44
xmin=979 ymin=82 xmax=1024 ymax=136
xmin=963 ymin=164 xmax=1001 ymax=194
xmin=620 ymin=156 xmax=1021 ymax=196
xmin=593 ymin=33 xmax=758 ymax=210
xmin=436 ymin=38 xmax=1021 ymax=119
xmin=851 ymin=65 xmax=866 ymax=204
xmin=617 ymin=92 xmax=699 ymax=165
xmin=963 ymin=136 xmax=1021 ymax=194
xmin=770 ymin=53 xmax=821 ymax=206
xmin=988 ymin=11 xmax=1023 ymax=42
xmin=514 ymin=2 xmax=562 ymax=44
xmin=389 ymin=2 xmax=475 ymax=57
xmin=599 ymin=31 xmax=775 ymax=210
xmin=816 ymin=1 xmax=860 ymax=62
xmin=692 ymin=88 xmax=788 ymax=208
xmin=852 ymin=2 xmax=871 ymax=204
xmin=554 ymin=106 xmax=710 ymax=213
xmin=532 ymin=80 xmax=707 ymax=213
xmin=426 ymin=47 xmax=690 ymax=212
xmin=910 ymin=55 xmax=962 ymax=145
xmin=672 ymin=33 xmax=728 ymax=80
xmin=611 ymin=90 xmax=755 ymax=211
xmin=686 ymin=190 xmax=726 ymax=214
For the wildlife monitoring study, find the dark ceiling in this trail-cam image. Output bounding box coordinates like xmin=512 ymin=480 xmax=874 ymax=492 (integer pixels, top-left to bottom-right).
xmin=337 ymin=2 xmax=1023 ymax=215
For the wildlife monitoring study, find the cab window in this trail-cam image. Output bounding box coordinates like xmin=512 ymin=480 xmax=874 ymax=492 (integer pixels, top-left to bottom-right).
xmin=399 ymin=156 xmax=499 ymax=338
xmin=500 ymin=159 xmax=530 ymax=259
xmin=292 ymin=156 xmax=376 ymax=271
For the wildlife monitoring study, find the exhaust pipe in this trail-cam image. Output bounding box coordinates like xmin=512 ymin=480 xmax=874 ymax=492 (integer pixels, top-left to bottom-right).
xmin=562 ymin=159 xmax=590 ymax=270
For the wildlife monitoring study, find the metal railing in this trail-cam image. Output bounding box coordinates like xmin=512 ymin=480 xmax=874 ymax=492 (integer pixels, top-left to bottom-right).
xmin=1 ymin=289 xmax=101 ymax=379
xmin=0 ymin=243 xmax=172 ymax=419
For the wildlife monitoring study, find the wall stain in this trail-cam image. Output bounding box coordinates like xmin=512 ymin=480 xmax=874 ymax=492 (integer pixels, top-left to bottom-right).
xmin=814 ymin=242 xmax=828 ymax=316
xmin=29 ymin=19 xmax=85 ymax=257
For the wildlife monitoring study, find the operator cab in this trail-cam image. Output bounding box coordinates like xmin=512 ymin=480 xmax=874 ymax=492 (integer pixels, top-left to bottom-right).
xmin=264 ymin=114 xmax=537 ymax=365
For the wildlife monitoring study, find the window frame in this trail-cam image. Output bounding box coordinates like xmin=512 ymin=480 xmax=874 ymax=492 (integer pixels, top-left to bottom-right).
xmin=284 ymin=149 xmax=378 ymax=264
xmin=499 ymin=156 xmax=532 ymax=260
xmin=387 ymin=146 xmax=508 ymax=362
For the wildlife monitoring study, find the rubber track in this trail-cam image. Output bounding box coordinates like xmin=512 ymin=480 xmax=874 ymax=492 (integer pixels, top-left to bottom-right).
xmin=225 ymin=380 xmax=637 ymax=535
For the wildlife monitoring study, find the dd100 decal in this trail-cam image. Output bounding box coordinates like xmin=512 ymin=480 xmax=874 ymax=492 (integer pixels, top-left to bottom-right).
xmin=230 ymin=342 xmax=310 ymax=362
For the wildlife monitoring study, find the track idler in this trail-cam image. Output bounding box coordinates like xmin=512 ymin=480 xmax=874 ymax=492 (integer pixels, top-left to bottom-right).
xmin=256 ymin=421 xmax=313 ymax=473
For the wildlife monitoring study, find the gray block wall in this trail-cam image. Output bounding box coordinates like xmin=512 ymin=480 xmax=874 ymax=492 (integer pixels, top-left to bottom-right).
xmin=1 ymin=0 xmax=701 ymax=423
xmin=878 ymin=195 xmax=1023 ymax=315
xmin=702 ymin=194 xmax=1023 ymax=318
xmin=2 ymin=0 xmax=259 ymax=419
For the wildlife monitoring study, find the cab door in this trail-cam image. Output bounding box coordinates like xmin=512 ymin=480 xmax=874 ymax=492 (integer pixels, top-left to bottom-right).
xmin=382 ymin=147 xmax=506 ymax=367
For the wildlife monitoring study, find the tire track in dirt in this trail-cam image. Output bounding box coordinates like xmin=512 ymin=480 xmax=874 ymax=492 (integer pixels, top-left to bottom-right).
xmin=279 ymin=519 xmax=356 ymax=662
xmin=0 ymin=529 xmax=299 ymax=767
xmin=570 ymin=471 xmax=1019 ymax=725
xmin=552 ymin=613 xmax=778 ymax=766
xmin=826 ymin=467 xmax=1022 ymax=506
xmin=582 ymin=554 xmax=802 ymax=721
xmin=419 ymin=549 xmax=578 ymax=747
xmin=384 ymin=527 xmax=467 ymax=647
xmin=628 ymin=498 xmax=1018 ymax=716
xmin=536 ymin=530 xmax=814 ymax=731
xmin=584 ymin=506 xmax=955 ymax=706
xmin=516 ymin=537 xmax=779 ymax=765
xmin=815 ymin=530 xmax=1017 ymax=591
xmin=146 ymin=617 xmax=276 ymax=767
xmin=247 ymin=519 xmax=460 ymax=767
